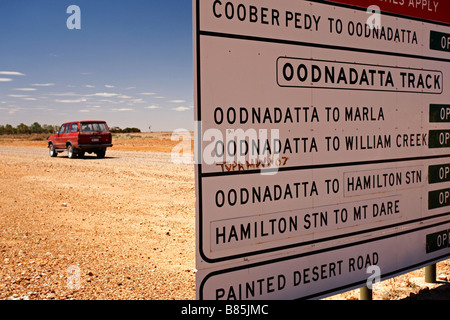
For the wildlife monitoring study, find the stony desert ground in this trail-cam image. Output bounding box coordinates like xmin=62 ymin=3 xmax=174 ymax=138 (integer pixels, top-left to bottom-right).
xmin=0 ymin=132 xmax=449 ymax=300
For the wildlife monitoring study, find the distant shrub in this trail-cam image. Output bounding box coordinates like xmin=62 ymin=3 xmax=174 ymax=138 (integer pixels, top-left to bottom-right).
xmin=0 ymin=123 xmax=137 ymax=135
xmin=110 ymin=126 xmax=141 ymax=133
xmin=0 ymin=123 xmax=58 ymax=135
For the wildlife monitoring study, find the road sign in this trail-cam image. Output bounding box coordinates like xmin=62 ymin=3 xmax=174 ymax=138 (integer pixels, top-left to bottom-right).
xmin=194 ymin=0 xmax=450 ymax=299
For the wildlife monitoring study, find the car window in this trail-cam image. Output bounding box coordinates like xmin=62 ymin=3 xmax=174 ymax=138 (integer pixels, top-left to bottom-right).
xmin=70 ymin=123 xmax=78 ymax=133
xmin=81 ymin=123 xmax=107 ymax=132
xmin=59 ymin=125 xmax=65 ymax=134
xmin=65 ymin=125 xmax=71 ymax=133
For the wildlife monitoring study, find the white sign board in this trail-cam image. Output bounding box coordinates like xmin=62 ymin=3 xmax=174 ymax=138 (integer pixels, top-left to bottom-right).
xmin=194 ymin=0 xmax=450 ymax=299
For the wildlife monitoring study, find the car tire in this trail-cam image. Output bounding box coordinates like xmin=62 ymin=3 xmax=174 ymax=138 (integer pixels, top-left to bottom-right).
xmin=96 ymin=150 xmax=106 ymax=158
xmin=67 ymin=144 xmax=76 ymax=159
xmin=49 ymin=143 xmax=57 ymax=157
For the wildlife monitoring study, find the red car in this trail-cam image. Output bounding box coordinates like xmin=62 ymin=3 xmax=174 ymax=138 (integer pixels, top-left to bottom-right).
xmin=48 ymin=120 xmax=113 ymax=158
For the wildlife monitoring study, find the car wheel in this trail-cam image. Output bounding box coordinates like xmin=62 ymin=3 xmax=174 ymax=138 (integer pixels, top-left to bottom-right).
xmin=49 ymin=143 xmax=57 ymax=157
xmin=67 ymin=144 xmax=76 ymax=159
xmin=96 ymin=150 xmax=106 ymax=158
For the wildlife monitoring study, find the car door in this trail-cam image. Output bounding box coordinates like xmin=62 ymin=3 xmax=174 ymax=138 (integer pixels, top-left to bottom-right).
xmin=68 ymin=122 xmax=79 ymax=147
xmin=54 ymin=124 xmax=66 ymax=148
xmin=62 ymin=123 xmax=71 ymax=147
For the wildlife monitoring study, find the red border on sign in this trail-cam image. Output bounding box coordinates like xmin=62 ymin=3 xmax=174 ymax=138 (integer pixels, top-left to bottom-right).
xmin=322 ymin=0 xmax=450 ymax=25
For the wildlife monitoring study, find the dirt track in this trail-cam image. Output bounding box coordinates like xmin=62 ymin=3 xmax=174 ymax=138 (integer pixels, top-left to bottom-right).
xmin=0 ymin=141 xmax=449 ymax=300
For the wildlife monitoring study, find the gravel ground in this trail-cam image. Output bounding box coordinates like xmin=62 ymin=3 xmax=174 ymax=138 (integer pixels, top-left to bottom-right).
xmin=0 ymin=144 xmax=449 ymax=300
xmin=0 ymin=145 xmax=195 ymax=300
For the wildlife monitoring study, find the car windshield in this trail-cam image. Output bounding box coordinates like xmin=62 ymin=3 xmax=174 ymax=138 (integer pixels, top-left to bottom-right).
xmin=81 ymin=122 xmax=108 ymax=132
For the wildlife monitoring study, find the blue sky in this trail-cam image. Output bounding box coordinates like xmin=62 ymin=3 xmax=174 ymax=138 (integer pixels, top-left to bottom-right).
xmin=0 ymin=0 xmax=193 ymax=131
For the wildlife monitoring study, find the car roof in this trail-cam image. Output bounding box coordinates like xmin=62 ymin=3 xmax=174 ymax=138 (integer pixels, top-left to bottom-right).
xmin=63 ymin=120 xmax=106 ymax=124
